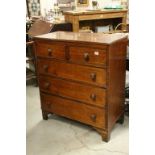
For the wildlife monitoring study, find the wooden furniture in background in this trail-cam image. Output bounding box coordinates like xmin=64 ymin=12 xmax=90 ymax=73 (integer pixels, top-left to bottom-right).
xmin=28 ymin=20 xmax=53 ymax=37
xmin=64 ymin=9 xmax=128 ymax=32
xmin=50 ymin=21 xmax=72 ymax=32
xmin=26 ymin=19 xmax=72 ymax=84
xmin=26 ymin=20 xmax=53 ymax=84
xmin=34 ymin=31 xmax=128 ymax=142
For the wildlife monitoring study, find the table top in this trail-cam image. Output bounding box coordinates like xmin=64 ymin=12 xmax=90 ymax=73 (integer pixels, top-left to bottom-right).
xmin=34 ymin=31 xmax=128 ymax=45
xmin=63 ymin=9 xmax=128 ymax=15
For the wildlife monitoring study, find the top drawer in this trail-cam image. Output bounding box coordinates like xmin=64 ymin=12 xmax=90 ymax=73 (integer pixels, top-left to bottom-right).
xmin=69 ymin=46 xmax=107 ymax=67
xmin=35 ymin=42 xmax=65 ymax=60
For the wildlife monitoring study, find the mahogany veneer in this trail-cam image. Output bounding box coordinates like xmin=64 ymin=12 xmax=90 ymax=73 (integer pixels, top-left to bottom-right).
xmin=34 ymin=31 xmax=128 ymax=142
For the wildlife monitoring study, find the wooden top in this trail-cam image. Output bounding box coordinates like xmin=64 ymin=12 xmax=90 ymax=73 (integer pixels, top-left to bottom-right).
xmin=63 ymin=9 xmax=128 ymax=16
xmin=28 ymin=20 xmax=53 ymax=37
xmin=34 ymin=31 xmax=128 ymax=45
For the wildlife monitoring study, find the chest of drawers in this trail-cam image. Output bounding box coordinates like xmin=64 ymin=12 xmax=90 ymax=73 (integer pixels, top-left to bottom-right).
xmin=34 ymin=32 xmax=128 ymax=142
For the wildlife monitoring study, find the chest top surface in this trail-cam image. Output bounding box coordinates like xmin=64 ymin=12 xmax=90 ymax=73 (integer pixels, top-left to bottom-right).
xmin=34 ymin=31 xmax=128 ymax=45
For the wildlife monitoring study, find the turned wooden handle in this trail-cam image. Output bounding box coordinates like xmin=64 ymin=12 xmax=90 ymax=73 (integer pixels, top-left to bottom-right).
xmin=90 ymin=73 xmax=96 ymax=81
xmin=90 ymin=114 xmax=96 ymax=122
xmin=90 ymin=93 xmax=96 ymax=101
xmin=84 ymin=53 xmax=89 ymax=61
xmin=47 ymin=48 xmax=52 ymax=56
xmin=43 ymin=65 xmax=49 ymax=72
xmin=44 ymin=82 xmax=51 ymax=89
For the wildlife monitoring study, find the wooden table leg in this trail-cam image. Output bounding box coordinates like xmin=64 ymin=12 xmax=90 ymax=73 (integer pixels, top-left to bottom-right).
xmin=122 ymin=14 xmax=127 ymax=31
xmin=73 ymin=16 xmax=79 ymax=32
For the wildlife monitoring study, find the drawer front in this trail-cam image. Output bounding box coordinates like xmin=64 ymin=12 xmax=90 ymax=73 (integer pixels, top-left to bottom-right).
xmin=36 ymin=42 xmax=65 ymax=60
xmin=39 ymin=76 xmax=106 ymax=107
xmin=41 ymin=93 xmax=106 ymax=129
xmin=69 ymin=46 xmax=107 ymax=67
xmin=37 ymin=59 xmax=106 ymax=87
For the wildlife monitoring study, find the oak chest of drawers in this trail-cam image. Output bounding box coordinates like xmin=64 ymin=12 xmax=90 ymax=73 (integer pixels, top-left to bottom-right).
xmin=34 ymin=31 xmax=128 ymax=142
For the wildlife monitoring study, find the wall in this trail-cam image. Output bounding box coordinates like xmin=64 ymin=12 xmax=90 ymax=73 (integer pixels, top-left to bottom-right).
xmin=72 ymin=0 xmax=121 ymax=10
xmin=77 ymin=0 xmax=128 ymax=8
xmin=40 ymin=0 xmax=57 ymax=16
xmin=40 ymin=0 xmax=128 ymax=16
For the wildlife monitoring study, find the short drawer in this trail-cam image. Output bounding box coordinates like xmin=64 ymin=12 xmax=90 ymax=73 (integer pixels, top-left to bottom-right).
xmin=35 ymin=42 xmax=65 ymax=60
xmin=38 ymin=76 xmax=106 ymax=107
xmin=41 ymin=93 xmax=106 ymax=129
xmin=69 ymin=46 xmax=107 ymax=67
xmin=37 ymin=59 xmax=106 ymax=87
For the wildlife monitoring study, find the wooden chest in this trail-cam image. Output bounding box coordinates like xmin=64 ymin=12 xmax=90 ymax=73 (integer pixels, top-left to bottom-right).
xmin=34 ymin=31 xmax=128 ymax=142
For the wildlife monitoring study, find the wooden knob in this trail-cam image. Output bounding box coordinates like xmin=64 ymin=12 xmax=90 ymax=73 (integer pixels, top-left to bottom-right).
xmin=90 ymin=93 xmax=96 ymax=101
xmin=43 ymin=65 xmax=49 ymax=72
xmin=84 ymin=53 xmax=89 ymax=61
xmin=44 ymin=82 xmax=50 ymax=89
xmin=90 ymin=73 xmax=96 ymax=81
xmin=90 ymin=114 xmax=96 ymax=122
xmin=47 ymin=48 xmax=52 ymax=56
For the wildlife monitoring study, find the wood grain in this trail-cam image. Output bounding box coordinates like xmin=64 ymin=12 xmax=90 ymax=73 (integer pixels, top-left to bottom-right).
xmin=69 ymin=46 xmax=107 ymax=67
xmin=41 ymin=93 xmax=106 ymax=129
xmin=38 ymin=76 xmax=106 ymax=108
xmin=36 ymin=42 xmax=65 ymax=60
xmin=34 ymin=32 xmax=128 ymax=142
xmin=63 ymin=10 xmax=128 ymax=32
xmin=37 ymin=59 xmax=107 ymax=87
xmin=107 ymin=40 xmax=127 ymax=131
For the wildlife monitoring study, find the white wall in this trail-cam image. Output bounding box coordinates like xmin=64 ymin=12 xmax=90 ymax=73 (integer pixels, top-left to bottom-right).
xmin=40 ymin=0 xmax=57 ymax=16
xmin=76 ymin=0 xmax=116 ymax=10
xmin=91 ymin=0 xmax=116 ymax=8
xmin=40 ymin=0 xmax=127 ymax=16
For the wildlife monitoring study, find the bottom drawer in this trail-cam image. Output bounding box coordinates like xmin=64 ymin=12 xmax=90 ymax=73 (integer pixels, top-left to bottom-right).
xmin=41 ymin=93 xmax=106 ymax=129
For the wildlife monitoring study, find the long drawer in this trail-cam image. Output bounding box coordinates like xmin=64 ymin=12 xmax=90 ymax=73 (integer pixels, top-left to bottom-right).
xmin=41 ymin=93 xmax=106 ymax=129
xmin=38 ymin=76 xmax=106 ymax=107
xmin=35 ymin=42 xmax=66 ymax=60
xmin=69 ymin=46 xmax=107 ymax=67
xmin=37 ymin=59 xmax=106 ymax=87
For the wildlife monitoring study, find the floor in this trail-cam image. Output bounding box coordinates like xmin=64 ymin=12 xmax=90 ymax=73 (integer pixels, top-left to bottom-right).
xmin=26 ymin=86 xmax=129 ymax=155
